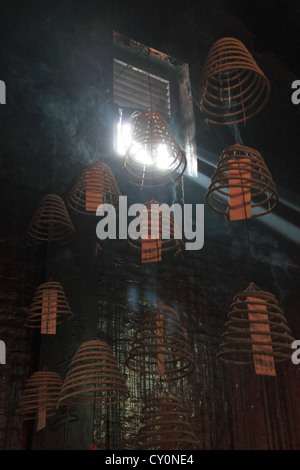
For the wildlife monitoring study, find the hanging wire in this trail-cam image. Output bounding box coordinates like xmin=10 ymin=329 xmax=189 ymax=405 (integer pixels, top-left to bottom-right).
xmin=113 ymin=44 xmax=147 ymax=83
xmin=148 ymin=45 xmax=155 ymax=192
xmin=52 ymin=129 xmax=57 ymax=195
xmin=235 ymin=150 xmax=253 ymax=284
xmin=227 ymin=72 xmax=231 ymax=110
xmin=219 ymin=73 xmax=223 ymax=103
xmin=147 ymin=45 xmax=153 ymax=111
xmin=238 ymin=77 xmax=247 ymax=126
xmin=106 ymin=44 xmax=147 ymax=104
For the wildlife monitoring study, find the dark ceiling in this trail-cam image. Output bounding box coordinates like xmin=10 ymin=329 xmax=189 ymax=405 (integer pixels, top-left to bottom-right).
xmin=224 ymin=0 xmax=300 ymax=76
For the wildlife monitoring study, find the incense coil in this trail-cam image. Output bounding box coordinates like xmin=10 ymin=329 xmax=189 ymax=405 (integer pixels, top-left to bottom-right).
xmin=27 ymin=194 xmax=75 ymax=244
xmin=198 ymin=37 xmax=270 ymax=124
xmin=16 ymin=371 xmax=62 ymax=421
xmin=217 ymin=283 xmax=295 ymax=365
xmin=206 ymin=144 xmax=278 ymax=218
xmin=68 ymin=162 xmax=121 ymax=215
xmin=126 ymin=305 xmax=195 ymax=382
xmin=128 ymin=199 xmax=184 ymax=257
xmin=136 ymin=395 xmax=199 ymax=450
xmin=58 ymin=339 xmax=130 ymax=406
xmin=124 ymin=109 xmax=186 ymax=188
xmin=25 ymin=281 xmax=74 ymax=330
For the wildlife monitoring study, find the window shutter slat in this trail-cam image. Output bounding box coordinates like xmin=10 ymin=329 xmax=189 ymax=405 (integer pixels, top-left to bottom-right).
xmin=113 ymin=59 xmax=171 ymax=116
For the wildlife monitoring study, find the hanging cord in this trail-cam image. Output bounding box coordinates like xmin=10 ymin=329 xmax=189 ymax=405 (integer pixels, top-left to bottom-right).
xmin=95 ymin=95 xmax=99 ymax=161
xmin=219 ymin=72 xmax=223 ymax=103
xmin=148 ymin=46 xmax=155 ymax=191
xmin=106 ymin=44 xmax=147 ymax=104
xmin=238 ymin=75 xmax=246 ymax=126
xmin=226 ymin=72 xmax=231 ymax=110
xmin=235 ymin=150 xmax=253 ymax=284
xmin=46 ymin=130 xmax=59 ymax=280
xmin=113 ymin=44 xmax=147 ymax=84
xmin=52 ymin=130 xmax=57 ymax=195
xmin=147 ymin=45 xmax=153 ymax=111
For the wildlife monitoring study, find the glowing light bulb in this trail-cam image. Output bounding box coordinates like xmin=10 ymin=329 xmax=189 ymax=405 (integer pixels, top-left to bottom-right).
xmin=134 ymin=148 xmax=153 ymax=165
xmin=156 ymin=144 xmax=172 ymax=169
xmin=116 ymin=122 xmax=132 ymax=155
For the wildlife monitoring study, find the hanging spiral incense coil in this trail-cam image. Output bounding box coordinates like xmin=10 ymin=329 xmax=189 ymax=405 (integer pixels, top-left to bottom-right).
xmin=25 ymin=281 xmax=74 ymax=331
xmin=136 ymin=395 xmax=199 ymax=450
xmin=58 ymin=339 xmax=130 ymax=407
xmin=68 ymin=162 xmax=121 ymax=215
xmin=126 ymin=305 xmax=195 ymax=382
xmin=217 ymin=283 xmax=295 ymax=366
xmin=123 ymin=109 xmax=186 ymax=188
xmin=16 ymin=371 xmax=62 ymax=422
xmin=27 ymin=194 xmax=75 ymax=244
xmin=128 ymin=199 xmax=184 ymax=261
xmin=198 ymin=37 xmax=270 ymax=125
xmin=206 ymin=144 xmax=278 ymax=219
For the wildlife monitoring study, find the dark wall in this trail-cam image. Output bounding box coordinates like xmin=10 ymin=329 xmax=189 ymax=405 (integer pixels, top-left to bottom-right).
xmin=1 ymin=0 xmax=300 ymax=450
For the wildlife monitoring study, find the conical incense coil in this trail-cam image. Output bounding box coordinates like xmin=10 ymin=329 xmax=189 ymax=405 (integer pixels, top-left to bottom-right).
xmin=16 ymin=371 xmax=62 ymax=422
xmin=25 ymin=281 xmax=74 ymax=333
xmin=136 ymin=395 xmax=198 ymax=450
xmin=58 ymin=339 xmax=130 ymax=406
xmin=124 ymin=109 xmax=186 ymax=188
xmin=27 ymin=194 xmax=75 ymax=244
xmin=68 ymin=162 xmax=121 ymax=215
xmin=126 ymin=305 xmax=195 ymax=382
xmin=206 ymin=144 xmax=278 ymax=219
xmin=128 ymin=199 xmax=184 ymax=262
xmin=198 ymin=37 xmax=270 ymax=125
xmin=217 ymin=283 xmax=295 ymax=370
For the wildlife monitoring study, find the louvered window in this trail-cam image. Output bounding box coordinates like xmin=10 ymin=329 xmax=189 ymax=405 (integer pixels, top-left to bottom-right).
xmin=113 ymin=59 xmax=171 ymax=117
xmin=113 ymin=32 xmax=198 ymax=177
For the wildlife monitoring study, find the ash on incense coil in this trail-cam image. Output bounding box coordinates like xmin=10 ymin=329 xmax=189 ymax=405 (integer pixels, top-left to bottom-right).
xmin=68 ymin=162 xmax=121 ymax=215
xmin=206 ymin=144 xmax=278 ymax=220
xmin=25 ymin=281 xmax=74 ymax=332
xmin=27 ymin=194 xmax=75 ymax=244
xmin=58 ymin=339 xmax=129 ymax=406
xmin=136 ymin=395 xmax=199 ymax=450
xmin=126 ymin=305 xmax=195 ymax=382
xmin=16 ymin=371 xmax=62 ymax=422
xmin=124 ymin=109 xmax=186 ymax=188
xmin=217 ymin=283 xmax=294 ymax=369
xmin=198 ymin=37 xmax=270 ymax=125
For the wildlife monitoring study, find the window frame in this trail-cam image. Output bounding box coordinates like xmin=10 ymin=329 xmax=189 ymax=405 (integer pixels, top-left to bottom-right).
xmin=112 ymin=32 xmax=197 ymax=177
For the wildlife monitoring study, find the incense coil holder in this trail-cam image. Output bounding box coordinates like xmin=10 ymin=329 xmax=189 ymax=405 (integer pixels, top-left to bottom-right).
xmin=198 ymin=37 xmax=270 ymax=125
xmin=127 ymin=199 xmax=184 ymax=258
xmin=27 ymin=194 xmax=75 ymax=244
xmin=206 ymin=144 xmax=278 ymax=218
xmin=25 ymin=281 xmax=74 ymax=331
xmin=217 ymin=283 xmax=295 ymax=365
xmin=16 ymin=371 xmax=62 ymax=421
xmin=58 ymin=340 xmax=129 ymax=406
xmin=126 ymin=305 xmax=195 ymax=382
xmin=124 ymin=109 xmax=186 ymax=188
xmin=136 ymin=395 xmax=199 ymax=450
xmin=68 ymin=162 xmax=121 ymax=215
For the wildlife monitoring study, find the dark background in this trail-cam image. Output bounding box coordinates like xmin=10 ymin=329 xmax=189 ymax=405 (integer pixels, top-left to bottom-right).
xmin=0 ymin=0 xmax=299 ymax=450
